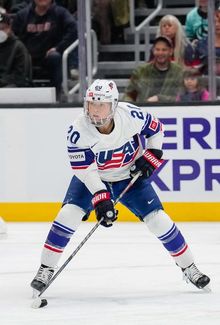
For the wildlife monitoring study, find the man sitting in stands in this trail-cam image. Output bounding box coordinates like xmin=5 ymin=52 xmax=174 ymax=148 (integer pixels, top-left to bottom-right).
xmin=12 ymin=0 xmax=78 ymax=99
xmin=123 ymin=36 xmax=183 ymax=103
xmin=0 ymin=13 xmax=31 ymax=88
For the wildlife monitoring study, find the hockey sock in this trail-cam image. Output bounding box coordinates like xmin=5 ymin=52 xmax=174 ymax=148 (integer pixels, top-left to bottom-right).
xmin=41 ymin=204 xmax=85 ymax=267
xmin=144 ymin=209 xmax=194 ymax=269
xmin=44 ymin=220 xmax=74 ymax=252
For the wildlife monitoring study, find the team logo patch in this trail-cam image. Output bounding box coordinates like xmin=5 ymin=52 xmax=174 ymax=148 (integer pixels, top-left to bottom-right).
xmin=95 ymin=85 xmax=102 ymax=91
xmin=149 ymin=119 xmax=158 ymax=131
xmin=69 ymin=152 xmax=85 ymax=162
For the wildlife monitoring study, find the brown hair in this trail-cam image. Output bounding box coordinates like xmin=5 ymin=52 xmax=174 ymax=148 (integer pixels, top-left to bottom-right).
xmin=182 ymin=68 xmax=204 ymax=90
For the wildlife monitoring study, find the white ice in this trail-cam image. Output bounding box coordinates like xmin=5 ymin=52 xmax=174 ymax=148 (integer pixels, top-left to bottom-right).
xmin=0 ymin=222 xmax=220 ymax=325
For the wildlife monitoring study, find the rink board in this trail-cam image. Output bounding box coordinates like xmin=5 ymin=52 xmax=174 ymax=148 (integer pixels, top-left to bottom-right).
xmin=0 ymin=105 xmax=220 ymax=221
xmin=0 ymin=202 xmax=220 ymax=222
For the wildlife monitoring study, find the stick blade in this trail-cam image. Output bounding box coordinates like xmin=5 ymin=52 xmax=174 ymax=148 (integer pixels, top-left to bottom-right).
xmin=31 ymin=297 xmax=48 ymax=309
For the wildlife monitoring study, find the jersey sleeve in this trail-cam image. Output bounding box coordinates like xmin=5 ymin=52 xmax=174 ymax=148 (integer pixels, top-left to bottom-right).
xmin=68 ymin=146 xmax=95 ymax=170
xmin=67 ymin=124 xmax=107 ymax=194
xmin=118 ymin=103 xmax=164 ymax=150
xmin=141 ymin=112 xmax=164 ymax=150
xmin=140 ymin=112 xmax=163 ymax=138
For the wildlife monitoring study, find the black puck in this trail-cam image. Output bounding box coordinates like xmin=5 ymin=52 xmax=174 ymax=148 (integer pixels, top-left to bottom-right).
xmin=39 ymin=299 xmax=48 ymax=308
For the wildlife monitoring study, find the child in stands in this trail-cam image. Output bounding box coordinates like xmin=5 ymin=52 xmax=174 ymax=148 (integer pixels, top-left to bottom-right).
xmin=176 ymin=68 xmax=209 ymax=102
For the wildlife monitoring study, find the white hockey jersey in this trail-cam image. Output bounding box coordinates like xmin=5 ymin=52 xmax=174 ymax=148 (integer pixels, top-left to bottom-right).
xmin=67 ymin=102 xmax=164 ymax=194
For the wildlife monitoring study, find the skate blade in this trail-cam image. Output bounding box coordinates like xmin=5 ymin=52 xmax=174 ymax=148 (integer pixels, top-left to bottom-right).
xmin=202 ymin=284 xmax=211 ymax=293
xmin=32 ymin=289 xmax=40 ymax=299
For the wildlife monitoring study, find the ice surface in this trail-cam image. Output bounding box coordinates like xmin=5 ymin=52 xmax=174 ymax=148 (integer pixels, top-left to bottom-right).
xmin=0 ymin=222 xmax=220 ymax=325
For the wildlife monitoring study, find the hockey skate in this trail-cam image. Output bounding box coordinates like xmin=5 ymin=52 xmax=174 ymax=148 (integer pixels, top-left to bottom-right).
xmin=31 ymin=264 xmax=54 ymax=297
xmin=182 ymin=263 xmax=211 ymax=292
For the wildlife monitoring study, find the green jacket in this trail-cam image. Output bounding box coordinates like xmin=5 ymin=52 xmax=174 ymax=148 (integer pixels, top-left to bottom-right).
xmin=123 ymin=61 xmax=183 ymax=103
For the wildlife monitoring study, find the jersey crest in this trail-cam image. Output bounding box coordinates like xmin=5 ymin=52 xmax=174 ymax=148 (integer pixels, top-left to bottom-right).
xmin=97 ymin=137 xmax=139 ymax=170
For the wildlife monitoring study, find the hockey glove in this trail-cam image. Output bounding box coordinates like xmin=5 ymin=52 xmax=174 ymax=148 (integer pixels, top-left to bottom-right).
xmin=130 ymin=149 xmax=163 ymax=179
xmin=92 ymin=190 xmax=118 ymax=227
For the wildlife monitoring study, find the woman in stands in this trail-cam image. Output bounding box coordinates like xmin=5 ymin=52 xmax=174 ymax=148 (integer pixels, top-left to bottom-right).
xmin=153 ymin=14 xmax=194 ymax=67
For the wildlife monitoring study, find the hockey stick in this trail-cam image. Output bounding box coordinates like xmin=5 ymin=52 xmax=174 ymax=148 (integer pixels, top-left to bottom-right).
xmin=32 ymin=172 xmax=141 ymax=308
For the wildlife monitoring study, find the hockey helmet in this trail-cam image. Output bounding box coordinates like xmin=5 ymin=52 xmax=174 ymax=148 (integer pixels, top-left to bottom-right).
xmin=84 ymin=79 xmax=119 ymax=126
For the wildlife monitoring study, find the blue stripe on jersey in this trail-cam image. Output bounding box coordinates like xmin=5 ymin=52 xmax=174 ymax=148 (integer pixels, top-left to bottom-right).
xmin=141 ymin=113 xmax=163 ymax=138
xmin=140 ymin=114 xmax=151 ymax=134
xmin=68 ymin=147 xmax=95 ymax=169
xmin=45 ymin=222 xmax=75 ymax=249
xmin=158 ymin=224 xmax=186 ymax=255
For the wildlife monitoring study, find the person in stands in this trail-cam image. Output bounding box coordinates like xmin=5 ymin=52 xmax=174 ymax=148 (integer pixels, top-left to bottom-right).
xmin=153 ymin=14 xmax=194 ymax=67
xmin=176 ymin=68 xmax=209 ymax=102
xmin=0 ymin=13 xmax=31 ymax=87
xmin=185 ymin=0 xmax=208 ymax=42
xmin=12 ymin=0 xmax=78 ymax=99
xmin=123 ymin=36 xmax=183 ymax=103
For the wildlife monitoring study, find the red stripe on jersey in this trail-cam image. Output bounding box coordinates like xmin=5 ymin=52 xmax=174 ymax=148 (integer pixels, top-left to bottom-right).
xmin=71 ymin=165 xmax=90 ymax=170
xmin=99 ymin=163 xmax=125 ymax=170
xmin=98 ymin=147 xmax=139 ymax=170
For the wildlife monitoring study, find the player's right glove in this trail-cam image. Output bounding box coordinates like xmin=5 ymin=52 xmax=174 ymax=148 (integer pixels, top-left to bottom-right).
xmin=130 ymin=149 xmax=164 ymax=179
xmin=92 ymin=190 xmax=118 ymax=227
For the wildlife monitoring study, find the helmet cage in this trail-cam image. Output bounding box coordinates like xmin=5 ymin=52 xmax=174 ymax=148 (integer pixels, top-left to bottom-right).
xmin=84 ymin=101 xmax=115 ymax=127
xmin=84 ymin=79 xmax=118 ymax=127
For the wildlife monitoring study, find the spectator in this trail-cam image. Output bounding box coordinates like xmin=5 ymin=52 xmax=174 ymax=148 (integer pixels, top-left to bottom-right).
xmin=92 ymin=0 xmax=129 ymax=44
xmin=176 ymin=68 xmax=209 ymax=102
xmin=123 ymin=36 xmax=183 ymax=103
xmin=153 ymin=14 xmax=194 ymax=67
xmin=92 ymin=0 xmax=111 ymax=44
xmin=12 ymin=0 xmax=78 ymax=99
xmin=111 ymin=0 xmax=129 ymax=43
xmin=193 ymin=10 xmax=220 ymax=75
xmin=185 ymin=0 xmax=208 ymax=42
xmin=0 ymin=13 xmax=31 ymax=87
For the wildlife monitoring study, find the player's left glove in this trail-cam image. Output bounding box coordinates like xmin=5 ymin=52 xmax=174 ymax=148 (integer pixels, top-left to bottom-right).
xmin=130 ymin=149 xmax=164 ymax=179
xmin=92 ymin=190 xmax=118 ymax=227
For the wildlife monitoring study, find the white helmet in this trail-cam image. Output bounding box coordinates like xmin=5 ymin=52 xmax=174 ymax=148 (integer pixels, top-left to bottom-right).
xmin=84 ymin=79 xmax=119 ymax=126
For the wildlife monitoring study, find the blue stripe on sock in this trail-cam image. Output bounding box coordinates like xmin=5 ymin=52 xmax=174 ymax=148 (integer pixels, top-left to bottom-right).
xmin=158 ymin=223 xmax=175 ymax=241
xmin=53 ymin=221 xmax=75 ymax=234
xmin=45 ymin=224 xmax=73 ymax=249
xmin=158 ymin=224 xmax=186 ymax=254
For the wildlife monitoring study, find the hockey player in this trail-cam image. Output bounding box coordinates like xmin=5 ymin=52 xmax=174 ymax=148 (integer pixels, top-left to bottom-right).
xmin=31 ymin=79 xmax=210 ymax=294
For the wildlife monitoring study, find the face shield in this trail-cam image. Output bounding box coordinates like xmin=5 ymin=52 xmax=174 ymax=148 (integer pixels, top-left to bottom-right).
xmin=84 ymin=79 xmax=119 ymax=127
xmin=85 ymin=101 xmax=114 ymax=127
